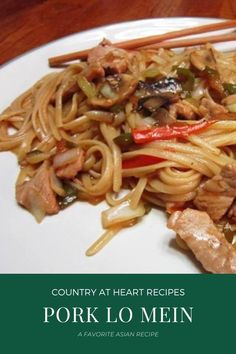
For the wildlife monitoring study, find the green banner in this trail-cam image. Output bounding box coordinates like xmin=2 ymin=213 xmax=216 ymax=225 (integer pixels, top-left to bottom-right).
xmin=0 ymin=275 xmax=235 ymax=353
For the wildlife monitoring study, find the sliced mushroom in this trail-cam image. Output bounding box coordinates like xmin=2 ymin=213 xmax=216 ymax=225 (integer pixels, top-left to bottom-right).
xmin=138 ymin=95 xmax=168 ymax=112
xmin=152 ymin=107 xmax=176 ymax=126
xmin=138 ymin=77 xmax=182 ymax=96
xmin=190 ymin=48 xmax=216 ymax=71
xmin=190 ymin=48 xmax=225 ymax=100
xmin=89 ymin=74 xmax=138 ymax=108
xmin=136 ymin=77 xmax=181 ymax=115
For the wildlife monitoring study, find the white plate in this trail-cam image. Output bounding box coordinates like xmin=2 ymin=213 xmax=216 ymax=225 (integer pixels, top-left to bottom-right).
xmin=0 ymin=17 xmax=234 ymax=274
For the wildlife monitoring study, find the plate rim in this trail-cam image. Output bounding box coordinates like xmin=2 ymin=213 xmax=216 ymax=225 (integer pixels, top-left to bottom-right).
xmin=0 ymin=16 xmax=226 ymax=69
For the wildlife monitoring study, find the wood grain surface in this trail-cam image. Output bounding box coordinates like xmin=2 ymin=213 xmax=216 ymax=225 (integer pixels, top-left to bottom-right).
xmin=0 ymin=0 xmax=236 ymax=65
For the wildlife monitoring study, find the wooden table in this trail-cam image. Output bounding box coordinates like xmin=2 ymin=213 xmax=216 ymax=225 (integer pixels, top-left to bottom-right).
xmin=1 ymin=0 xmax=236 ymax=65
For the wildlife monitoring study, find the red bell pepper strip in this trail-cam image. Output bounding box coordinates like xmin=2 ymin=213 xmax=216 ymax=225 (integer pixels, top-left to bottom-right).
xmin=132 ymin=119 xmax=216 ymax=144
xmin=122 ymin=155 xmax=165 ymax=169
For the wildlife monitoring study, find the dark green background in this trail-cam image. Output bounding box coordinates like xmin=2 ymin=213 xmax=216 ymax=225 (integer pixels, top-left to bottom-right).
xmin=0 ymin=275 xmax=235 ymax=353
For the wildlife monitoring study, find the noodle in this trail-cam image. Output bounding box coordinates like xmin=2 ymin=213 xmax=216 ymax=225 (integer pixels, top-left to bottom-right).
xmin=1 ymin=41 xmax=236 ymax=266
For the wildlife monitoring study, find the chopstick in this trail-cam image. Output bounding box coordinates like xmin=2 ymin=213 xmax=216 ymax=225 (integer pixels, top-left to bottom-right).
xmin=49 ymin=19 xmax=236 ymax=67
xmin=139 ymin=32 xmax=236 ymax=50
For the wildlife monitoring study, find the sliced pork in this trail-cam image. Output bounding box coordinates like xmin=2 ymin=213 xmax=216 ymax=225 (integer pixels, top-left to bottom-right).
xmin=168 ymin=208 xmax=236 ymax=274
xmin=194 ymin=163 xmax=236 ymax=222
xmin=169 ymin=101 xmax=197 ymax=120
xmin=87 ymin=39 xmax=129 ymax=75
xmin=53 ymin=147 xmax=84 ymax=179
xmin=16 ymin=162 xmax=59 ymax=222
xmin=199 ymin=97 xmax=227 ymax=116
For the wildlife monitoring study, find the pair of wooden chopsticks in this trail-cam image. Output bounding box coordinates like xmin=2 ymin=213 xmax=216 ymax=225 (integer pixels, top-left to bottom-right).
xmin=49 ymin=20 xmax=236 ymax=67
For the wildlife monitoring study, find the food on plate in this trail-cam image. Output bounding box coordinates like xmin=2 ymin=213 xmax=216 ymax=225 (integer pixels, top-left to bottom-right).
xmin=168 ymin=208 xmax=236 ymax=274
xmin=2 ymin=39 xmax=236 ymax=273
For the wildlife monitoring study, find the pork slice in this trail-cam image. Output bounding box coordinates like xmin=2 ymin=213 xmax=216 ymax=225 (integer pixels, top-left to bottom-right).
xmin=56 ymin=153 xmax=84 ymax=179
xmin=16 ymin=162 xmax=59 ymax=221
xmin=85 ymin=63 xmax=105 ymax=81
xmin=53 ymin=148 xmax=85 ymax=179
xmin=87 ymin=39 xmax=129 ymax=75
xmin=169 ymin=101 xmax=196 ymax=120
xmin=168 ymin=208 xmax=236 ymax=273
xmin=194 ymin=163 xmax=236 ymax=221
xmin=199 ymin=97 xmax=227 ymax=117
xmin=87 ymin=39 xmax=114 ymax=64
